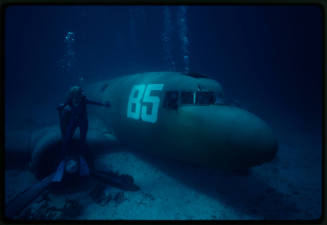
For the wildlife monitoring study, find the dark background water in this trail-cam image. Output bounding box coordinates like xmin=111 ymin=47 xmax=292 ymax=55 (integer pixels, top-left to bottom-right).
xmin=5 ymin=5 xmax=322 ymax=134
xmin=4 ymin=6 xmax=322 ymax=144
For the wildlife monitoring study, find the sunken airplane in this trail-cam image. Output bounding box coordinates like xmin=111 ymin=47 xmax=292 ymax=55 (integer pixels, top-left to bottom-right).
xmin=6 ymin=71 xmax=278 ymax=178
xmin=5 ymin=72 xmax=278 ymax=217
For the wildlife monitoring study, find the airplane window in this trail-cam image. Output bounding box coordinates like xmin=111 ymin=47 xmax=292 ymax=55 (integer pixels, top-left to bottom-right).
xmin=181 ymin=91 xmax=194 ymax=104
xmin=163 ymin=91 xmax=179 ymax=110
xmin=196 ymin=91 xmax=216 ymax=105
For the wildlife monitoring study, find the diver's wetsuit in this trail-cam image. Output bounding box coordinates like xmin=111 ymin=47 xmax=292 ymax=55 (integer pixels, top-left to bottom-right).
xmin=52 ymin=94 xmax=109 ymax=182
xmin=59 ymin=95 xmax=106 ymax=157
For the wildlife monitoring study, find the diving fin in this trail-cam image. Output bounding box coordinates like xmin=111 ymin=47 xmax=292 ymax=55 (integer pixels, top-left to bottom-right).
xmin=79 ymin=156 xmax=90 ymax=176
xmin=52 ymin=160 xmax=65 ymax=182
xmin=92 ymin=170 xmax=140 ymax=191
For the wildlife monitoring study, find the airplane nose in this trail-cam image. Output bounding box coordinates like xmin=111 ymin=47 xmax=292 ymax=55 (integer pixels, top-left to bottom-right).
xmin=178 ymin=105 xmax=278 ymax=170
xmin=228 ymin=108 xmax=278 ymax=167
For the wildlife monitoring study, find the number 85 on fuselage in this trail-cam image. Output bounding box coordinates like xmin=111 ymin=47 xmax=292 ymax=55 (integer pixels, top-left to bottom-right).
xmin=127 ymin=84 xmax=164 ymax=124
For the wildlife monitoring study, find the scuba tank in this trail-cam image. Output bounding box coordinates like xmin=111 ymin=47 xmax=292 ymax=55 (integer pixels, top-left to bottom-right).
xmin=57 ymin=104 xmax=72 ymax=138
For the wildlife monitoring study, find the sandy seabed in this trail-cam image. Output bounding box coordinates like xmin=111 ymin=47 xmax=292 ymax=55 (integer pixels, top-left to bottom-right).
xmin=5 ymin=128 xmax=322 ymax=220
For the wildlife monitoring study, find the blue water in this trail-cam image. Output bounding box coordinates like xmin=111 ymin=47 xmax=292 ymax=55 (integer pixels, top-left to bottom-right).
xmin=4 ymin=5 xmax=323 ymax=220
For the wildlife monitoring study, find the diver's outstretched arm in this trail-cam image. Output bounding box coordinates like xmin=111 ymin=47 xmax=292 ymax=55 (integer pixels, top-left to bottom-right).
xmin=86 ymin=98 xmax=111 ymax=108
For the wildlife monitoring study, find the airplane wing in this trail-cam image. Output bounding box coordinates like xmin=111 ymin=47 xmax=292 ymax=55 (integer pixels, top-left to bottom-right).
xmin=5 ymin=118 xmax=120 ymax=179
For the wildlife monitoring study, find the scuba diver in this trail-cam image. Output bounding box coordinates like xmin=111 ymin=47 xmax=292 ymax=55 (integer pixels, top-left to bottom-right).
xmin=5 ymin=86 xmax=140 ymax=219
xmin=53 ymin=86 xmax=111 ymax=182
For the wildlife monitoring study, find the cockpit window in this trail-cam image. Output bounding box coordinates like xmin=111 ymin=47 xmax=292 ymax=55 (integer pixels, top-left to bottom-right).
xmin=215 ymin=92 xmax=226 ymax=105
xmin=196 ymin=91 xmax=216 ymax=105
xmin=181 ymin=91 xmax=194 ymax=104
xmin=163 ymin=91 xmax=179 ymax=109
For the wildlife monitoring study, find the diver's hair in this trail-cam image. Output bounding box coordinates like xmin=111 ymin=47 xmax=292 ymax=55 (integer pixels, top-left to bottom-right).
xmin=68 ymin=85 xmax=83 ymax=99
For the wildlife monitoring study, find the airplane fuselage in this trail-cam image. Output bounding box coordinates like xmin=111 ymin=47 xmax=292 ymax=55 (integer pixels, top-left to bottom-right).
xmin=85 ymin=72 xmax=278 ymax=170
